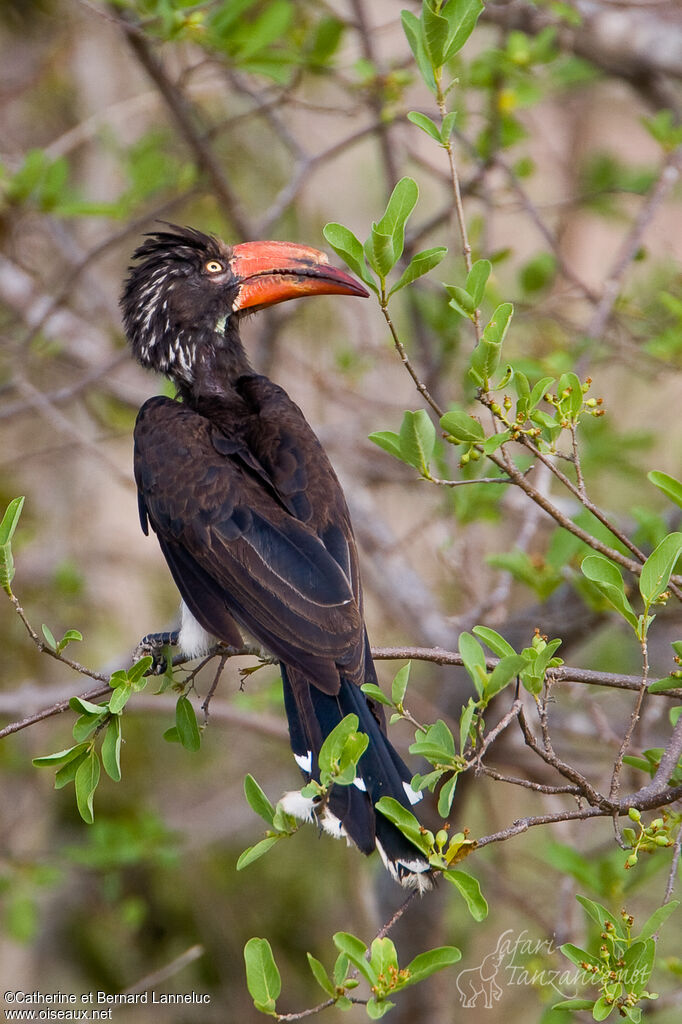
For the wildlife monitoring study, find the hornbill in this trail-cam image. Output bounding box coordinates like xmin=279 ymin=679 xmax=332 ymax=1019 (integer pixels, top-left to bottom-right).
xmin=121 ymin=226 xmax=432 ymax=888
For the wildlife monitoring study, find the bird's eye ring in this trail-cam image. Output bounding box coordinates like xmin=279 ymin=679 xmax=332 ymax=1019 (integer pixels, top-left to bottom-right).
xmin=205 ymin=260 xmax=224 ymax=274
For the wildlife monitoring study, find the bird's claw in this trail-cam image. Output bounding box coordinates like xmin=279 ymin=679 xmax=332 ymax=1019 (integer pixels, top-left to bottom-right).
xmin=134 ymin=630 xmax=179 ymax=675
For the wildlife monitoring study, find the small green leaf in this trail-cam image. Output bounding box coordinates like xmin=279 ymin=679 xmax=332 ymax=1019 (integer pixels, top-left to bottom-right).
xmin=639 ymin=532 xmax=682 ymax=608
xmin=442 ymin=869 xmax=488 ymax=920
xmin=0 ymin=496 xmax=25 ymax=594
xmin=101 ymin=716 xmax=122 ymax=782
xmin=440 ymin=409 xmax=485 ymax=443
xmin=175 ymin=695 xmax=201 ymax=751
xmin=553 ymin=999 xmax=596 ymax=1011
xmin=485 ymin=654 xmax=527 ymax=698
xmin=437 ymin=774 xmax=458 ymax=817
xmin=442 ymin=0 xmax=485 ymax=61
xmin=391 ymin=662 xmax=411 ymax=706
xmin=371 ymin=176 xmax=419 ymax=277
xmin=459 ymin=698 xmax=476 ymax=755
xmin=648 ymin=675 xmax=681 ymax=694
xmin=32 ymin=743 xmax=89 ymax=767
xmin=375 ymin=796 xmax=429 ymax=853
xmin=581 ymin=554 xmax=638 ymax=631
xmin=74 ymin=749 xmax=100 ymax=824
xmin=128 ymin=655 xmax=153 ymax=685
xmin=440 ymin=111 xmax=457 ymax=143
xmin=307 ymin=953 xmax=335 ymax=997
xmin=483 ymin=302 xmax=514 ymax=345
xmin=389 ymin=246 xmax=447 ymax=295
xmin=323 ymin=222 xmax=376 ymax=291
xmin=244 ymin=774 xmax=276 ymax=825
xmin=592 ymin=995 xmax=615 ymax=1020
xmin=54 ymin=749 xmax=89 ymax=789
xmin=333 ymin=932 xmax=376 ymax=986
xmin=69 ymin=696 xmax=107 ymax=716
xmin=407 ymin=110 xmax=441 ymax=142
xmin=361 ymin=682 xmax=394 ymax=706
xmin=466 ymin=259 xmax=492 ymax=306
xmin=648 ymin=470 xmax=682 ymax=509
xmin=163 ymin=726 xmax=180 ymax=744
xmin=368 ymin=430 xmax=403 ymax=461
xmin=637 ymin=899 xmax=679 ymax=941
xmin=237 ymin=837 xmax=281 ymax=871
xmin=244 ymin=937 xmax=281 ymax=1016
xmin=41 ymin=624 xmax=57 ymax=650
xmin=401 ymin=9 xmax=437 ymax=93
xmin=459 ymin=631 xmax=487 ymax=694
xmin=399 ymin=409 xmax=436 ymax=473
xmin=72 ymin=711 xmax=106 ymax=743
xmin=472 ymin=626 xmax=516 ymax=658
xmin=404 ymin=946 xmax=461 ymax=986
xmin=108 ymin=680 xmax=132 ymax=715
xmin=445 ymin=284 xmax=476 ymax=318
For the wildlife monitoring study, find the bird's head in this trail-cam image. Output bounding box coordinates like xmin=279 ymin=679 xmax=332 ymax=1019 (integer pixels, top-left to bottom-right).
xmin=120 ymin=225 xmax=368 ymax=385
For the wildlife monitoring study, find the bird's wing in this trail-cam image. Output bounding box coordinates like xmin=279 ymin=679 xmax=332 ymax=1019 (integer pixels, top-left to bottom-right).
xmin=134 ymin=396 xmax=363 ymax=693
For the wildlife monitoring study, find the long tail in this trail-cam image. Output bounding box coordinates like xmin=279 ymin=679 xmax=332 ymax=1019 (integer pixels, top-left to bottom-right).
xmin=279 ymin=659 xmax=432 ymax=889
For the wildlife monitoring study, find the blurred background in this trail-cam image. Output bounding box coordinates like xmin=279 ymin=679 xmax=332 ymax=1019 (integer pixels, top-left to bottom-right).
xmin=1 ymin=1 xmax=681 ymax=1021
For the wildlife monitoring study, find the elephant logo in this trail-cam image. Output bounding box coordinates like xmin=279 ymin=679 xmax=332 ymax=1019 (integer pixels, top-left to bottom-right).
xmin=455 ymin=930 xmax=511 ymax=1008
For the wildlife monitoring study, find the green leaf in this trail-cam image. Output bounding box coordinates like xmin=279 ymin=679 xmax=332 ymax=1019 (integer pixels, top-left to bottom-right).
xmin=101 ymin=716 xmax=122 ymax=782
xmin=32 ymin=743 xmax=89 ymax=768
xmin=0 ymin=495 xmax=25 ymax=545
xmin=128 ymin=655 xmax=153 ymax=685
xmin=458 ymin=631 xmax=487 ymax=694
xmin=72 ymin=711 xmax=106 ymax=743
xmin=440 ymin=111 xmax=457 ymax=143
xmin=407 ymin=110 xmax=441 ymax=142
xmin=366 ymin=997 xmax=394 ymax=1019
xmin=69 ymin=696 xmax=107 ymax=716
xmin=368 ymin=430 xmax=403 ymax=461
xmin=74 ymin=750 xmax=100 ymax=824
xmin=375 ymin=796 xmax=429 ymax=853
xmin=391 ymin=662 xmax=411 ymax=706
xmin=575 ymin=895 xmax=619 ymax=932
xmin=404 ymin=946 xmax=461 ymax=986
xmin=472 ymin=625 xmax=516 ymax=658
xmin=307 ymin=953 xmax=335 ymax=997
xmin=648 ymin=470 xmax=682 ymax=509
xmin=108 ymin=680 xmax=133 ymax=715
xmin=375 ymin=176 xmax=419 ymax=268
xmin=648 ymin=675 xmax=682 ymax=694
xmin=440 ymin=409 xmax=485 ymax=443
xmin=175 ymin=695 xmax=201 ymax=752
xmin=401 ymin=9 xmax=437 ymax=93
xmin=244 ymin=774 xmax=276 ymax=825
xmin=637 ymin=899 xmax=679 ymax=941
xmin=459 ymin=697 xmax=476 ymax=755
xmin=323 ymin=222 xmax=376 ymax=291
xmin=333 ymin=932 xmax=376 ymax=986
xmin=422 ymin=0 xmax=449 ymax=67
xmin=361 ymin=682 xmax=394 ymax=706
xmin=466 ymin=259 xmax=492 ymax=306
xmin=163 ymin=726 xmax=181 ymax=744
xmin=399 ymin=409 xmax=436 ymax=473
xmin=389 ymin=246 xmax=447 ymax=295
xmin=236 ymin=837 xmax=281 ymax=871
xmin=54 ymin=749 xmax=89 ymax=789
xmin=553 ymin=999 xmax=596 ymax=1011
xmin=57 ymin=628 xmax=83 ymax=653
xmin=41 ymin=624 xmax=57 ymax=650
xmin=639 ymin=533 xmax=682 ymax=608
xmin=442 ymin=0 xmax=485 ymax=61
xmin=485 ymin=654 xmax=528 ymax=698
xmin=445 ymin=283 xmax=476 ymax=318
xmin=0 ymin=496 xmax=25 ymax=594
xmin=581 ymin=554 xmax=638 ymax=631
xmin=593 ymin=995 xmax=615 ymax=1020
xmin=483 ymin=302 xmax=514 ymax=345
xmin=442 ymin=869 xmax=488 ymax=920
xmin=437 ymin=774 xmax=458 ymax=817
xmin=410 ymin=719 xmax=456 ymax=763
xmin=244 ymin=937 xmax=281 ymax=1016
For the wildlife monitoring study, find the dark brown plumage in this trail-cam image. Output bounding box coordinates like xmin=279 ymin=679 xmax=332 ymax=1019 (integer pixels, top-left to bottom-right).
xmin=121 ymin=226 xmax=431 ymax=887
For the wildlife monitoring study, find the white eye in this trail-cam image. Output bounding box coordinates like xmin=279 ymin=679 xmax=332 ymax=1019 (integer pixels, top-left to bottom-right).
xmin=205 ymin=260 xmax=224 ymax=274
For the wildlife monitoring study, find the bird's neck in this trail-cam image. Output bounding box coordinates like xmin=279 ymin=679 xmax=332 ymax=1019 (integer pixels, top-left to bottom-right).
xmin=176 ymin=324 xmax=254 ymax=404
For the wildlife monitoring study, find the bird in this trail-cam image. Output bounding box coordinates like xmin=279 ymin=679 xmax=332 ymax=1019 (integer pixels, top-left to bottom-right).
xmin=120 ymin=225 xmax=432 ymax=888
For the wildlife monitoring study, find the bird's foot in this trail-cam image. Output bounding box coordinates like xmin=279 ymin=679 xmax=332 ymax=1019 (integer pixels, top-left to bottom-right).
xmin=134 ymin=630 xmax=179 ymax=675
